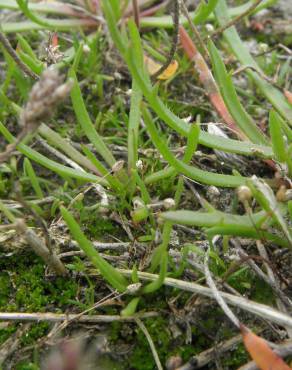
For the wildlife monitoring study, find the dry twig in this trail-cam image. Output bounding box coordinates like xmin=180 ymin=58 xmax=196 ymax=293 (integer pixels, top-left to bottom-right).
xmin=235 ymin=244 xmax=292 ymax=311
xmin=15 ymin=219 xmax=68 ymax=277
xmin=132 ymin=0 xmax=140 ymax=28
xmin=0 ymin=324 xmax=31 ymax=366
xmin=136 ymin=318 xmax=163 ymax=370
xmin=118 ymin=269 xmax=292 ymax=328
xmin=256 ymin=240 xmax=292 ymax=339
xmin=180 ymin=0 xmax=209 ymax=59
xmin=204 ymin=244 xmax=240 ymax=328
xmin=176 ymin=334 xmax=242 ymax=369
xmin=152 ymin=0 xmax=180 ymax=79
xmin=0 ymin=311 xmax=158 ymax=323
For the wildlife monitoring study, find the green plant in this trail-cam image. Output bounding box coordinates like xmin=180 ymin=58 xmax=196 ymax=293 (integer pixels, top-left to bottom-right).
xmin=0 ymin=1 xmax=291 ymax=367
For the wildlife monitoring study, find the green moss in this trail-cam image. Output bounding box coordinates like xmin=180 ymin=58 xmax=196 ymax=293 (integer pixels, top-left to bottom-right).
xmin=0 ymin=252 xmax=80 ymax=351
xmin=0 ymin=325 xmax=17 ymax=344
xmin=129 ymin=317 xmax=171 ymax=370
xmin=15 ymin=362 xmax=39 ymax=370
xmin=227 ymin=269 xmax=274 ymax=305
xmin=20 ymin=322 xmax=50 ymax=346
xmin=221 ymin=343 xmax=248 ymax=369
xmin=85 ymin=214 xmax=116 ymax=238
xmin=0 ymin=254 xmax=79 ymax=312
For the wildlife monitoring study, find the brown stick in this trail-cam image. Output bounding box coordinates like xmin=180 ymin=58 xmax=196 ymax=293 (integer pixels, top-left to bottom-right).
xmin=132 ymin=0 xmax=140 ymax=28
xmin=16 ymin=219 xmax=68 ymax=277
xmin=0 ymin=324 xmax=31 ymax=366
xmin=180 ymin=0 xmax=209 ymax=60
xmin=151 ymin=0 xmax=180 ymax=79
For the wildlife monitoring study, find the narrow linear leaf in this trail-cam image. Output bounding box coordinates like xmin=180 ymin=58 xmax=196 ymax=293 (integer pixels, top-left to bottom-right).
xmin=209 ymin=41 xmax=268 ymax=145
xmin=38 ymin=124 xmax=100 ymax=176
xmin=269 ymin=110 xmax=289 ymax=163
xmin=142 ymin=108 xmax=251 ymax=188
xmin=162 ymin=209 xmax=265 ymax=228
xmin=127 ymin=80 xmax=142 ymax=173
xmin=142 ymin=251 xmax=168 ymax=294
xmin=1 ymin=19 xmax=97 ymax=33
xmin=184 ymin=123 xmax=200 ymax=162
xmin=179 ymin=26 xmax=246 ymax=140
xmin=16 ymin=0 xmax=60 ymax=28
xmin=69 ymin=69 xmax=116 ymax=167
xmin=162 ymin=209 xmax=289 ymax=248
xmin=61 ymin=207 xmax=128 ymax=292
xmin=23 ymin=158 xmax=44 ymax=198
xmin=121 ymin=297 xmax=141 ymax=317
xmin=193 ymin=0 xmax=219 ymax=24
xmin=16 ymin=33 xmax=38 ymax=60
xmin=0 ymin=122 xmax=107 ymax=185
xmin=17 ymin=50 xmax=44 ymax=75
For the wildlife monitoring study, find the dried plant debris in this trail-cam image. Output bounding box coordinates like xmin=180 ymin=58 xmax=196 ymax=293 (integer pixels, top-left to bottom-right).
xmin=0 ymin=68 xmax=72 ymax=163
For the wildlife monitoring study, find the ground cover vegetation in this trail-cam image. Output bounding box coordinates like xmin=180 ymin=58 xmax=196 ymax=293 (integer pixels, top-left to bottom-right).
xmin=0 ymin=0 xmax=291 ymax=369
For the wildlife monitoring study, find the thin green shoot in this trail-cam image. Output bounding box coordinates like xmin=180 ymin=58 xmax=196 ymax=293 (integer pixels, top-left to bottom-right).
xmin=23 ymin=158 xmax=44 ymax=198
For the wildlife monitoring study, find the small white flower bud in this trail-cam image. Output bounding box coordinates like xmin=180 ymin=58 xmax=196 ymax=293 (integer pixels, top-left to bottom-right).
xmin=82 ymin=44 xmax=90 ymax=54
xmin=237 ymin=185 xmax=252 ymax=203
xmin=114 ymin=72 xmax=122 ymax=80
xmin=205 ymin=23 xmax=214 ymax=33
xmin=258 ymin=43 xmax=268 ymax=53
xmin=126 ymin=283 xmax=142 ymax=294
xmin=182 ymin=115 xmax=192 ymax=123
xmin=163 ymin=198 xmax=175 ymax=209
xmin=206 ymin=185 xmax=220 ymax=198
xmin=133 ymin=197 xmax=145 ymax=209
xmin=136 ymin=159 xmax=143 ymax=170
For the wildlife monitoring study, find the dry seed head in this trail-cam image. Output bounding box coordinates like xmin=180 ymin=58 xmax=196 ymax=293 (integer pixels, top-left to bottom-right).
xmin=112 ymin=160 xmax=125 ymax=173
xmin=20 ymin=68 xmax=72 ymax=128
